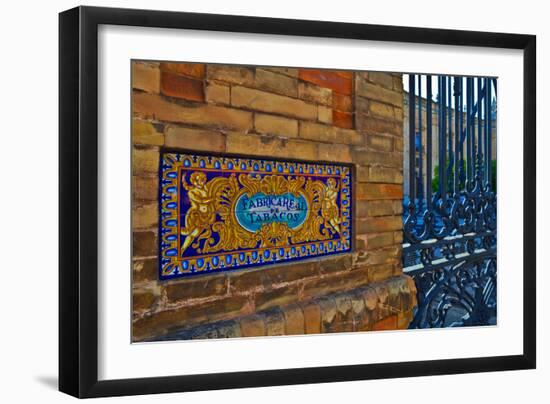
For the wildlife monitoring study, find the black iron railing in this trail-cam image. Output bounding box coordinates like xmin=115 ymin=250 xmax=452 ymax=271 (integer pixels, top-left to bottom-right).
xmin=403 ymin=74 xmax=497 ymax=328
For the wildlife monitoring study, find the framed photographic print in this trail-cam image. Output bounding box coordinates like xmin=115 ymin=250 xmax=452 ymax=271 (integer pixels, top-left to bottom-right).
xmin=59 ymin=5 xmax=536 ymax=398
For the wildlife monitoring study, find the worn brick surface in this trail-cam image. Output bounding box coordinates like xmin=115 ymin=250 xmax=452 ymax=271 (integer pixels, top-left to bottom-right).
xmin=255 ymin=69 xmax=298 ymax=97
xmin=356 ymin=183 xmax=403 ymax=200
xmin=160 ymin=71 xmax=204 ymax=101
xmin=319 ymin=255 xmax=353 ymax=275
xmin=367 ymin=72 xmax=394 ymax=89
xmin=356 ymin=80 xmax=402 ymax=107
xmin=299 ymin=121 xmax=362 ymax=145
xmin=368 ymin=166 xmax=403 ymax=184
xmin=302 ymin=301 xmax=322 ymax=334
xmin=254 ymin=113 xmax=299 ymax=138
xmin=133 ymin=231 xmax=157 ymax=257
xmin=240 ymin=315 xmax=266 ymax=337
xmin=165 ymin=275 xmax=227 ymax=302
xmin=356 ymin=200 xmax=402 ymax=217
xmin=207 ymin=65 xmax=255 ymax=86
xmin=133 ymin=147 xmax=159 ymax=174
xmin=368 ymin=263 xmax=398 ymax=283
xmin=367 ymin=134 xmax=394 ymax=151
xmin=133 ymin=92 xmax=253 ymax=131
xmin=302 ymin=267 xmax=370 ymax=300
xmin=216 ymin=320 xmax=243 ymax=338
xmin=318 ymin=297 xmax=338 ymax=333
xmin=352 ymin=147 xmax=402 ymax=167
xmin=231 ymin=86 xmax=317 ymax=120
xmin=132 ymin=62 xmax=160 ymax=93
xmin=133 ymin=203 xmax=157 ymax=230
xmin=357 ymin=114 xmax=402 ymax=136
xmin=262 ymin=67 xmax=299 ymax=77
xmin=356 ymin=216 xmax=403 ymax=233
xmin=150 ymin=276 xmax=416 ymax=341
xmin=254 ymin=283 xmax=302 ymax=312
xmin=229 ymin=261 xmax=319 ymax=294
xmin=133 ymin=176 xmax=158 ymax=201
xmin=318 ymin=106 xmax=333 ymax=124
xmin=334 ymin=294 xmax=354 ymax=332
xmin=133 ymin=259 xmax=157 ymax=283
xmin=164 ymin=126 xmax=226 ymax=152
xmin=226 ymin=133 xmax=317 ymax=161
xmin=132 ymin=119 xmax=164 ymax=146
xmin=317 ymin=143 xmax=351 ymax=163
xmin=298 ymin=82 xmax=332 ymax=105
xmin=205 ymin=82 xmax=230 ymax=105
xmin=265 ymin=309 xmax=286 ymax=336
xmin=133 ymin=295 xmax=252 ymax=340
xmin=283 ymin=305 xmax=305 ymax=335
xmin=133 ymin=289 xmax=159 ymax=313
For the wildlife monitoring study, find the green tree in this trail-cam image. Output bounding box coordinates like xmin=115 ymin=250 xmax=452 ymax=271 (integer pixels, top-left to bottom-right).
xmin=431 ymin=160 xmax=496 ymax=193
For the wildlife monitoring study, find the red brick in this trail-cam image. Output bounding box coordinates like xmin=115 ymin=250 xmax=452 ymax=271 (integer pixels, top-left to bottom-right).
xmin=160 ymin=71 xmax=204 ymax=102
xmin=160 ymin=62 xmax=205 ymax=79
xmin=333 ymin=93 xmax=353 ymax=112
xmin=372 ymin=314 xmax=398 ymax=331
xmin=397 ymin=310 xmax=414 ymax=329
xmin=299 ymin=69 xmax=352 ymax=95
xmin=334 ymin=71 xmax=353 ymax=80
xmin=333 ymin=110 xmax=354 ymax=129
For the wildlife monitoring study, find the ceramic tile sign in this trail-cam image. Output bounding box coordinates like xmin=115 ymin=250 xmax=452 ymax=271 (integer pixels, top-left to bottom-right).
xmin=159 ymin=152 xmax=352 ymax=280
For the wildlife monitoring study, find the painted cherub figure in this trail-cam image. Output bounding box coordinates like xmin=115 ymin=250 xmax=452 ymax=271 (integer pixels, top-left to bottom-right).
xmin=180 ymin=171 xmax=215 ymax=254
xmin=321 ymin=178 xmax=341 ymax=235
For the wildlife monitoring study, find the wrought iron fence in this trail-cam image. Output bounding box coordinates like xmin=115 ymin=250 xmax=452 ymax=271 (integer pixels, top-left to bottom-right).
xmin=403 ymin=74 xmax=497 ymax=328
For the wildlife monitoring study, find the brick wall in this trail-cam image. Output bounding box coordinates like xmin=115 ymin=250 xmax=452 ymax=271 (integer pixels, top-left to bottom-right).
xmin=131 ymin=61 xmax=415 ymax=341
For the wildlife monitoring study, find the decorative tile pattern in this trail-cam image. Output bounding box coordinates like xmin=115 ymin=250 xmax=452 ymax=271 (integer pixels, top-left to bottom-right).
xmin=159 ymin=152 xmax=352 ymax=280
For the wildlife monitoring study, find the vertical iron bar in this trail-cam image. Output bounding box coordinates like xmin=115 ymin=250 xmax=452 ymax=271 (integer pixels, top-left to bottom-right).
xmin=426 ymin=76 xmax=433 ymax=207
xmin=487 ymin=78 xmax=493 ymax=189
xmin=454 ymin=77 xmax=459 ymax=195
xmin=459 ymin=77 xmax=464 ymax=190
xmin=408 ymin=74 xmax=416 ymax=201
xmin=440 ymin=76 xmax=447 ymax=199
xmin=466 ymin=77 xmax=473 ymax=182
xmin=445 ymin=76 xmax=454 ymax=196
xmin=481 ymin=77 xmax=489 ymax=185
xmin=417 ymin=75 xmax=423 ymax=202
xmin=477 ymin=77 xmax=483 ymax=170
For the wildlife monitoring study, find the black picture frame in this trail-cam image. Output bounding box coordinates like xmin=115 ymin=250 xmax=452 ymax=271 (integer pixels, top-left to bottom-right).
xmin=59 ymin=5 xmax=536 ymax=398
